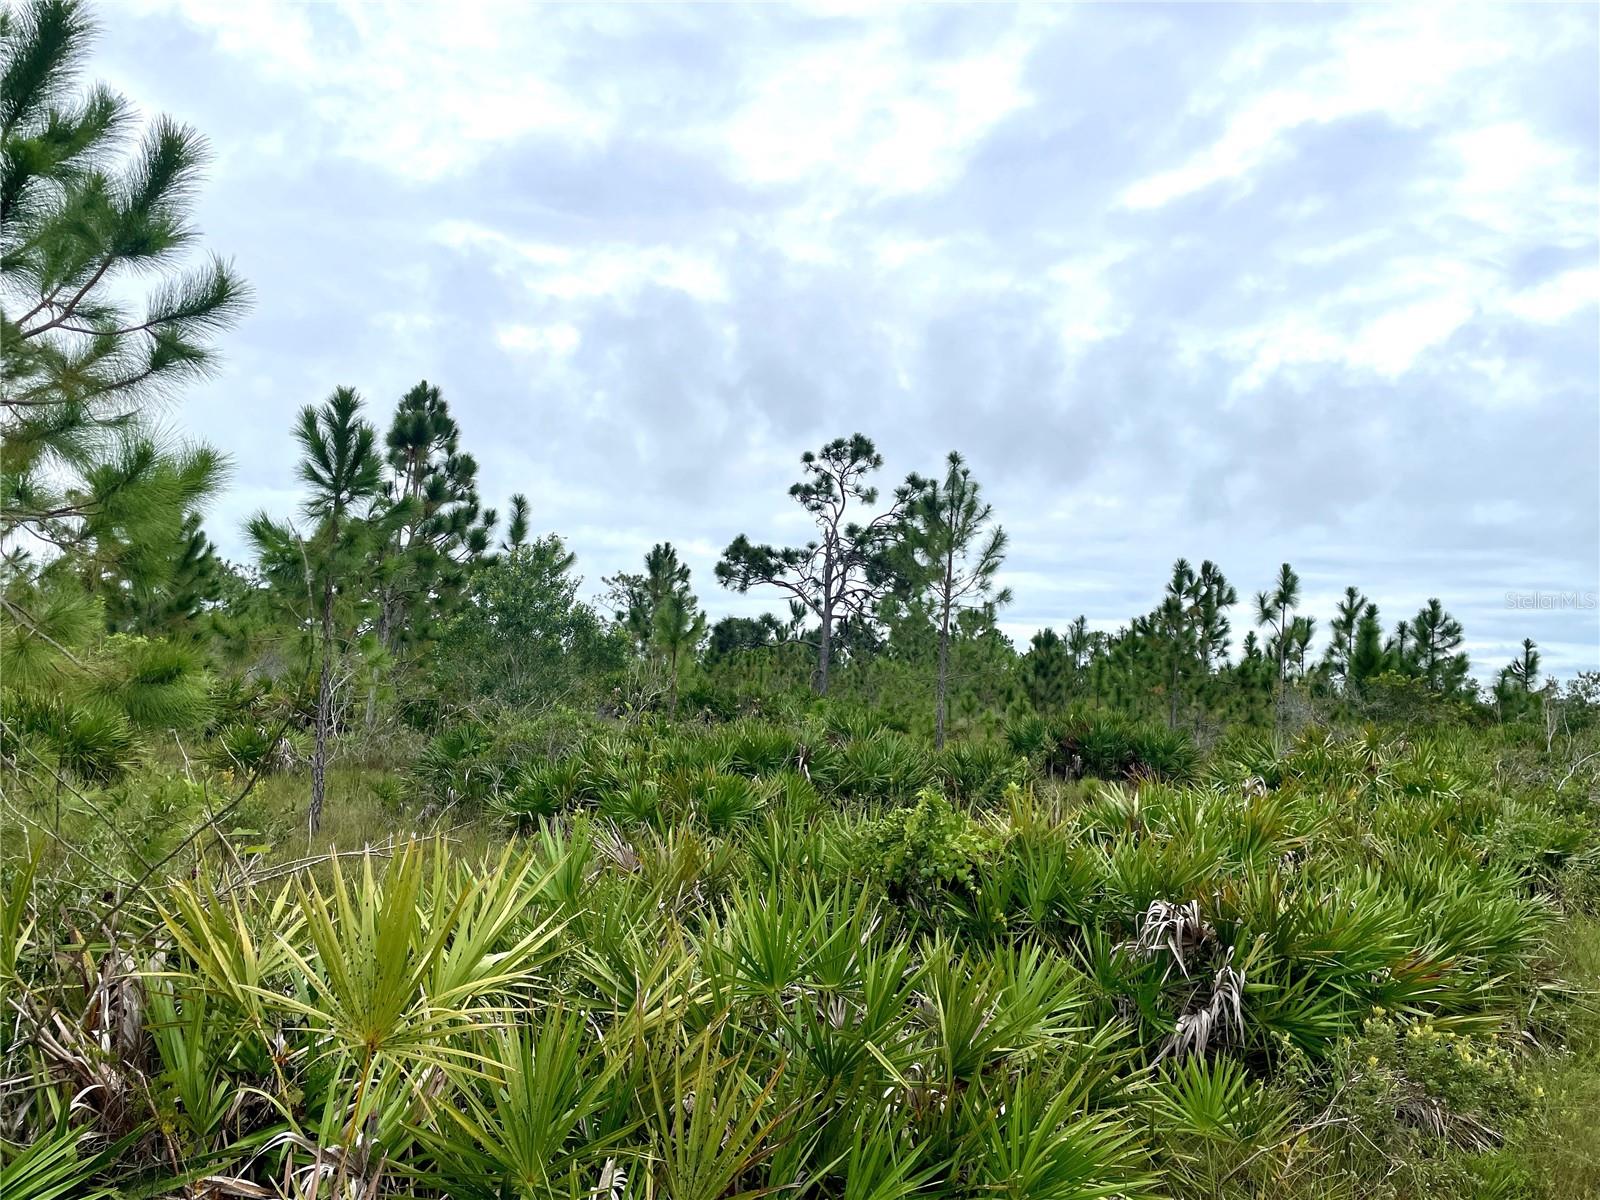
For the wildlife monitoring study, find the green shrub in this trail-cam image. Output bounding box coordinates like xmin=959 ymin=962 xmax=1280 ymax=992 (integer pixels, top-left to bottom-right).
xmin=689 ymin=769 xmax=766 ymax=834
xmin=936 ymin=740 xmax=1026 ymax=805
xmin=827 ymin=730 xmax=935 ymax=801
xmin=853 ymin=787 xmax=1001 ymax=908
xmin=207 ymin=721 xmax=304 ymax=776
xmin=723 ymin=721 xmax=801 ymax=777
xmin=414 ymin=720 xmax=497 ymax=806
xmin=1051 ymin=710 xmax=1199 ymax=783
xmin=499 ymin=757 xmax=589 ymax=828
xmin=1324 ymin=1013 xmax=1536 ymax=1196
xmin=1003 ymin=713 xmax=1054 ymax=761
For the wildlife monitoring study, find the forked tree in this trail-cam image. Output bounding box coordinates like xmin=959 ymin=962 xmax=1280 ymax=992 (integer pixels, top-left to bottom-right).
xmin=716 ymin=434 xmax=907 ymax=695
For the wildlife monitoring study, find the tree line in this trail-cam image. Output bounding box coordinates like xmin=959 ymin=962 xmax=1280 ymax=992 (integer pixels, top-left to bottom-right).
xmin=0 ymin=0 xmax=1568 ymax=836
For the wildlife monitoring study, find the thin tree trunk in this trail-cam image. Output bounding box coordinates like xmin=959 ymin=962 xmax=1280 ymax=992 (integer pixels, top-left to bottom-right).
xmin=816 ymin=608 xmax=831 ymax=695
xmin=310 ymin=579 xmax=334 ymax=835
xmin=936 ymin=601 xmax=951 ymax=750
xmin=364 ymin=593 xmax=393 ymax=730
xmin=1274 ymin=604 xmax=1287 ymax=735
xmin=1169 ymin=655 xmax=1179 ymax=731
xmin=816 ymin=555 xmax=834 ymax=696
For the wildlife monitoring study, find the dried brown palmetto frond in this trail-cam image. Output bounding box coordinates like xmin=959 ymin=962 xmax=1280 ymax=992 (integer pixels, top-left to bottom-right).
xmin=1123 ymin=898 xmax=1215 ymax=979
xmin=1162 ymin=947 xmax=1246 ymax=1061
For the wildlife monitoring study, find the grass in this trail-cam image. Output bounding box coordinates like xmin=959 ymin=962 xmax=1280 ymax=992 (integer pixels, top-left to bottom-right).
xmin=1512 ymin=917 xmax=1600 ymax=1199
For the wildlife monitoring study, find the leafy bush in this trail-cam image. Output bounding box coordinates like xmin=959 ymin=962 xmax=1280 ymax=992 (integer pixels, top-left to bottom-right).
xmin=853 ymin=787 xmax=1002 ymax=908
xmin=499 ymin=757 xmax=590 ymax=828
xmin=827 ymin=730 xmax=936 ymax=801
xmin=1324 ymin=1013 xmax=1536 ymax=1196
xmin=691 ymin=771 xmax=764 ymax=838
xmin=4 ymin=694 xmax=139 ymax=784
xmin=413 ymin=720 xmax=497 ymax=807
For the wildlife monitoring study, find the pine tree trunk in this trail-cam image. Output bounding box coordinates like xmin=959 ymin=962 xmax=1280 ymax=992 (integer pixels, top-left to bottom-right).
xmin=816 ymin=556 xmax=834 ymax=695
xmin=816 ymin=609 xmax=831 ymax=695
xmin=310 ymin=580 xmax=334 ymax=835
xmin=935 ymin=601 xmax=951 ymax=750
xmin=364 ymin=593 xmax=393 ymax=730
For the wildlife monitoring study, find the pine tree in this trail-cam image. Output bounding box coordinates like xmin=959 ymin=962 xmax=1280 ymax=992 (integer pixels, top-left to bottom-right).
xmin=1325 ymin=586 xmax=1368 ymax=689
xmin=605 ymin=542 xmax=694 ymax=656
xmin=1254 ymin=562 xmax=1300 ymax=730
xmin=604 ymin=542 xmax=707 ymax=709
xmin=1505 ymin=637 xmax=1540 ymax=694
xmin=372 ymin=381 xmax=493 ymax=656
xmin=502 ymin=493 xmax=530 ymax=551
xmin=249 ymin=387 xmax=383 ymax=833
xmin=1024 ymin=627 xmax=1073 ymax=712
xmin=1408 ymin=598 xmax=1469 ymax=695
xmin=1349 ymin=602 xmax=1385 ymax=688
xmin=1148 ymin=557 xmax=1236 ymax=728
xmin=2 ymin=0 xmax=248 ymax=587
xmin=716 ymin=434 xmax=907 ymax=695
xmin=653 ymin=588 xmax=707 ymax=713
xmin=897 ymin=452 xmax=1010 ymax=747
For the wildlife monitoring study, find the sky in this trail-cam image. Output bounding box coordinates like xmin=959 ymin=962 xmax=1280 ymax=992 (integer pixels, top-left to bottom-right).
xmin=93 ymin=1 xmax=1599 ymax=677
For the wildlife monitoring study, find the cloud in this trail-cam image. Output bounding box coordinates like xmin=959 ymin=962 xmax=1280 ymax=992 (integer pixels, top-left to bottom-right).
xmin=93 ymin=0 xmax=1598 ymax=676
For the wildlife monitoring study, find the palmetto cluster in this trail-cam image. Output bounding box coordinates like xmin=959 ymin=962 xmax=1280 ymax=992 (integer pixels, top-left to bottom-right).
xmin=1 ymin=722 xmax=1568 ymax=1199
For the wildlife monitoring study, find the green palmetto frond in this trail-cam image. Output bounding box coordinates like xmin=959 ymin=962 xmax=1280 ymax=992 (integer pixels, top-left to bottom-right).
xmin=253 ymin=841 xmax=565 ymax=1139
xmin=0 ymin=1119 xmax=120 ymax=1200
xmin=649 ymin=1033 xmax=798 ymax=1200
xmin=413 ymin=1006 xmax=633 ymax=1199
xmin=967 ymin=1065 xmax=1158 ymax=1200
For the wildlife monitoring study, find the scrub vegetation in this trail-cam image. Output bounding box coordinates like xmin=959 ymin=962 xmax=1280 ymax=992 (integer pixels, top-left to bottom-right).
xmin=3 ymin=4 xmax=1597 ymax=1198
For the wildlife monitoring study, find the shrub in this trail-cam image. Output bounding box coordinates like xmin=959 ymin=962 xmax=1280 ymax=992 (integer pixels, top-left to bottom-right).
xmin=1003 ymin=713 xmax=1055 ymax=763
xmin=936 ymin=740 xmax=1027 ymax=805
xmin=1324 ymin=1013 xmax=1536 ymax=1196
xmin=499 ymin=757 xmax=589 ymax=828
xmin=853 ymin=787 xmax=1002 ymax=908
xmin=724 ymin=721 xmax=801 ymax=777
xmin=1050 ymin=710 xmax=1199 ymax=784
xmin=413 ymin=720 xmax=497 ymax=806
xmin=207 ymin=722 xmax=304 ymax=776
xmin=690 ymin=770 xmax=766 ymax=834
xmin=596 ymin=768 xmax=664 ymax=830
xmin=828 ymin=730 xmax=935 ymax=801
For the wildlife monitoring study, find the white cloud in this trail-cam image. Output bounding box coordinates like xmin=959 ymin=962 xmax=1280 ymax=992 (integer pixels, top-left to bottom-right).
xmin=99 ymin=1 xmax=1598 ymax=676
xmin=1120 ymin=7 xmax=1553 ymax=210
xmin=434 ymin=220 xmax=729 ymax=302
xmin=717 ymin=21 xmax=1041 ymax=195
xmin=496 ymin=322 xmax=582 ymax=357
xmin=125 ymin=0 xmax=611 ymax=179
xmin=1502 ymin=265 xmax=1600 ymax=324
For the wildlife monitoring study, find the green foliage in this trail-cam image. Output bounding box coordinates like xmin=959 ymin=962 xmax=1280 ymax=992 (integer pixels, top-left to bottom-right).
xmin=1324 ymin=1013 xmax=1537 ymax=1197
xmin=855 ymin=787 xmax=1001 ymax=908
xmin=429 ymin=536 xmax=623 ymax=712
xmin=1 ymin=17 xmax=1593 ymax=1200
xmin=206 ymin=720 xmax=301 ymax=775
xmin=2 ymin=0 xmax=248 ymax=578
xmin=1050 ymin=709 xmax=1200 ymax=783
